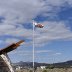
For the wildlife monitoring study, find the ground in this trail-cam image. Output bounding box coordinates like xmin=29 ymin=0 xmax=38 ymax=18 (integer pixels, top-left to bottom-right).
xmin=15 ymin=68 xmax=72 ymax=72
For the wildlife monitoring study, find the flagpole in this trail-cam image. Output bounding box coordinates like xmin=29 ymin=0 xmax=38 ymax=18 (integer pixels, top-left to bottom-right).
xmin=33 ymin=20 xmax=35 ymax=72
xmin=32 ymin=20 xmax=44 ymax=72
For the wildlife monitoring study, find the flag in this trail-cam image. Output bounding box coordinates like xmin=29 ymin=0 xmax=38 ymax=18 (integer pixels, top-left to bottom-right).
xmin=33 ymin=21 xmax=44 ymax=28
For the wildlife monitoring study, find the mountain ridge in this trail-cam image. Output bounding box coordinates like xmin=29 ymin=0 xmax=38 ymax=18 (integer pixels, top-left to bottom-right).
xmin=13 ymin=60 xmax=72 ymax=68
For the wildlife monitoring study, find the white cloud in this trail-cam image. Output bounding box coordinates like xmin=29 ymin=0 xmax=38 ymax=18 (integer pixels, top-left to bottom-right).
xmin=0 ymin=38 xmax=18 ymax=44
xmin=0 ymin=0 xmax=44 ymax=24
xmin=0 ymin=0 xmax=44 ymax=39
xmin=4 ymin=38 xmax=19 ymax=44
xmin=0 ymin=21 xmax=72 ymax=47
xmin=9 ymin=50 xmax=33 ymax=57
xmin=0 ymin=0 xmax=44 ymax=38
xmin=53 ymin=52 xmax=62 ymax=56
xmin=10 ymin=50 xmax=32 ymax=54
xmin=67 ymin=0 xmax=72 ymax=6
xmin=33 ymin=21 xmax=72 ymax=46
xmin=44 ymin=0 xmax=72 ymax=7
xmin=35 ymin=50 xmax=52 ymax=53
xmin=5 ymin=28 xmax=33 ymax=39
xmin=44 ymin=0 xmax=65 ymax=6
xmin=0 ymin=0 xmax=72 ymax=46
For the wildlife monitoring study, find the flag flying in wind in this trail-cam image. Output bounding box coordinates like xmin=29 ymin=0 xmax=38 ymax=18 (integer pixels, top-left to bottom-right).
xmin=33 ymin=21 xmax=44 ymax=28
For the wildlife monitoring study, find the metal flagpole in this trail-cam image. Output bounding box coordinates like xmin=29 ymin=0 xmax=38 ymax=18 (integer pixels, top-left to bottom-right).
xmin=33 ymin=20 xmax=35 ymax=72
xmin=32 ymin=20 xmax=44 ymax=72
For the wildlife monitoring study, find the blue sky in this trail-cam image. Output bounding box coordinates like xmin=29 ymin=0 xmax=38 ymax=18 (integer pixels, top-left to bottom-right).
xmin=0 ymin=0 xmax=72 ymax=63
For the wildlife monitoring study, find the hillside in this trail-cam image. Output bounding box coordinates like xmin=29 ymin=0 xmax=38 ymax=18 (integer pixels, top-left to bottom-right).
xmin=13 ymin=60 xmax=72 ymax=68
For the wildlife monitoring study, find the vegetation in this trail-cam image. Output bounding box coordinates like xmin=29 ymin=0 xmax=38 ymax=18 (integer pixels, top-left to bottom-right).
xmin=14 ymin=60 xmax=72 ymax=72
xmin=46 ymin=64 xmax=54 ymax=69
xmin=15 ymin=68 xmax=72 ymax=72
xmin=42 ymin=69 xmax=47 ymax=72
xmin=29 ymin=70 xmax=33 ymax=72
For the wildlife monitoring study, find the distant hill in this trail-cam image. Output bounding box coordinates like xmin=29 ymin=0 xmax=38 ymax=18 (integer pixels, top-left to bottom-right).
xmin=13 ymin=60 xmax=72 ymax=68
xmin=13 ymin=61 xmax=48 ymax=68
xmin=53 ymin=60 xmax=72 ymax=68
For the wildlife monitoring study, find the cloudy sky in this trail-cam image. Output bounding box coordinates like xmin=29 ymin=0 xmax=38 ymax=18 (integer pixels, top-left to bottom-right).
xmin=0 ymin=0 xmax=72 ymax=63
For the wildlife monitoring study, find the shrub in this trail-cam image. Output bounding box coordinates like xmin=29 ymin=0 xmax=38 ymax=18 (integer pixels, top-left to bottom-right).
xmin=42 ymin=70 xmax=47 ymax=72
xmin=46 ymin=65 xmax=54 ymax=69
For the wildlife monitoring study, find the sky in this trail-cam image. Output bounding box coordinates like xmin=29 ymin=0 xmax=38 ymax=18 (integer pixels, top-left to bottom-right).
xmin=0 ymin=0 xmax=72 ymax=63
